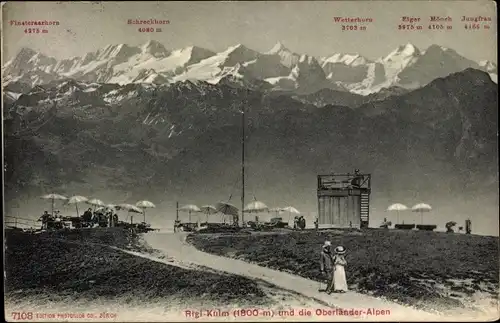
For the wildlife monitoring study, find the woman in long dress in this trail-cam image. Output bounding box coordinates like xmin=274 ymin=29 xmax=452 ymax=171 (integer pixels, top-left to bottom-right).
xmin=332 ymin=245 xmax=348 ymax=293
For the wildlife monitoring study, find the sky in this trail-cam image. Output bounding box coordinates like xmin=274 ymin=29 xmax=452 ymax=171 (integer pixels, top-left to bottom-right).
xmin=2 ymin=1 xmax=497 ymax=63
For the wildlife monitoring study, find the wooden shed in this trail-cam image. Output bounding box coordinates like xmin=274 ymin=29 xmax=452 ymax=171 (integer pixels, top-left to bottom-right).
xmin=317 ymin=172 xmax=371 ymax=229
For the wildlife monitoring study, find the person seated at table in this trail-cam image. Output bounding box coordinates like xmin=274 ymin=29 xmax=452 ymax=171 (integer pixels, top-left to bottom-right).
xmin=104 ymin=210 xmax=112 ymax=226
xmin=91 ymin=212 xmax=99 ymax=227
xmin=53 ymin=211 xmax=63 ymax=229
xmin=98 ymin=212 xmax=108 ymax=227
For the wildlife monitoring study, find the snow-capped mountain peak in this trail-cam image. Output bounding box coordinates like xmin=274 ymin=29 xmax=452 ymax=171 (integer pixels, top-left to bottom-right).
xmin=140 ymin=40 xmax=170 ymax=58
xmin=8 ymin=47 xmax=37 ymax=63
xmin=4 ymin=47 xmax=38 ymax=70
xmin=321 ymin=53 xmax=369 ymax=66
xmin=373 ymin=43 xmax=423 ymax=88
xmin=96 ymin=44 xmax=141 ymax=63
xmin=218 ymin=44 xmax=260 ymax=66
xmin=382 ymin=43 xmax=421 ymax=63
xmin=267 ymin=41 xmax=289 ymax=54
xmin=225 ymin=43 xmax=246 ymax=52
xmin=266 ymin=42 xmax=301 ymax=69
xmin=3 ymin=41 xmax=497 ymax=96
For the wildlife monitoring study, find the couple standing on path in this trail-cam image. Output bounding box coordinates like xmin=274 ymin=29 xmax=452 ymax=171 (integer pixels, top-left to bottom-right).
xmin=319 ymin=241 xmax=348 ymax=294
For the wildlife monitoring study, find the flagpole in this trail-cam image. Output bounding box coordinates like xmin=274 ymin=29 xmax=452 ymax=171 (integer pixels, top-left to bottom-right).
xmin=241 ymin=102 xmax=245 ymax=227
xmin=176 ymin=201 xmax=179 ymax=221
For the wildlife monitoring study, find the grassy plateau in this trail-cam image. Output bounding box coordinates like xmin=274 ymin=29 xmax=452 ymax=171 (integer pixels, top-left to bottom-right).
xmin=4 ymin=228 xmax=271 ymax=309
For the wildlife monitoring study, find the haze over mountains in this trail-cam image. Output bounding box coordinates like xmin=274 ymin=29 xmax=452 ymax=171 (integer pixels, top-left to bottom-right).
xmin=3 ymin=49 xmax=498 ymax=236
xmin=3 ymin=41 xmax=497 ymax=95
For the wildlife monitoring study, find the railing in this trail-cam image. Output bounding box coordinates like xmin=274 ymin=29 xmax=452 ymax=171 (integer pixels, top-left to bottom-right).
xmin=318 ymin=173 xmax=371 ymax=190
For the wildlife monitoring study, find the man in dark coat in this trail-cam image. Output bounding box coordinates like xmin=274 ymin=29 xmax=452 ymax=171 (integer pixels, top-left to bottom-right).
xmin=320 ymin=241 xmax=335 ymax=293
xmin=298 ymin=216 xmax=306 ymax=230
xmin=83 ymin=208 xmax=93 ymax=224
xmin=465 ymin=219 xmax=472 ymax=234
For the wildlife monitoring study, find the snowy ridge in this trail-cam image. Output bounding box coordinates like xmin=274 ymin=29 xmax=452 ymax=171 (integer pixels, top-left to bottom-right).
xmin=3 ymin=41 xmax=497 ymax=96
xmin=379 ymin=43 xmax=421 ymax=82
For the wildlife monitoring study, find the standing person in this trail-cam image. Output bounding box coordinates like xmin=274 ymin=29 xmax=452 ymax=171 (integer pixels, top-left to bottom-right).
xmin=330 ymin=246 xmax=348 ymax=293
xmin=319 ymin=241 xmax=334 ymax=293
xmin=299 ymin=216 xmax=306 ymax=229
xmin=39 ymin=211 xmax=50 ymax=230
xmin=83 ymin=208 xmax=93 ymax=226
xmin=107 ymin=211 xmax=112 ymax=227
xmin=465 ymin=219 xmax=472 ymax=234
xmin=351 ymin=169 xmax=363 ymax=188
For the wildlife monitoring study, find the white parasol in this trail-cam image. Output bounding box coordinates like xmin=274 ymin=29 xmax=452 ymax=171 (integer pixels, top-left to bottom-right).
xmin=412 ymin=203 xmax=432 ymax=225
xmin=281 ymin=206 xmax=300 ymax=224
xmin=179 ymin=204 xmax=201 ymax=223
xmin=66 ymin=195 xmax=88 ymax=217
xmin=387 ymin=203 xmax=409 ymax=224
xmin=244 ymin=201 xmax=269 ymax=213
xmin=117 ymin=203 xmax=143 ymax=223
xmin=40 ymin=194 xmax=68 ymax=216
xmin=136 ymin=200 xmax=156 ymax=223
xmin=200 ymin=205 xmax=218 ymax=223
xmin=86 ymin=198 xmax=105 ymax=212
xmin=117 ymin=203 xmax=143 ymax=214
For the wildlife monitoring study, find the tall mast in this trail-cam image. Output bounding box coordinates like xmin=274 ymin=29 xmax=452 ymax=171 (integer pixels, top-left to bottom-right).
xmin=241 ymin=103 xmax=245 ymax=226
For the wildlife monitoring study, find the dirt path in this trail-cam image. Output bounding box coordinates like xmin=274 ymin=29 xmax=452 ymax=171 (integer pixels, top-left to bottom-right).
xmin=142 ymin=232 xmax=449 ymax=321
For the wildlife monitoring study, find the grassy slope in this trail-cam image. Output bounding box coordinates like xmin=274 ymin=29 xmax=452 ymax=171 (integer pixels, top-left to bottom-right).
xmin=188 ymin=229 xmax=499 ymax=313
xmin=4 ymin=229 xmax=270 ymax=307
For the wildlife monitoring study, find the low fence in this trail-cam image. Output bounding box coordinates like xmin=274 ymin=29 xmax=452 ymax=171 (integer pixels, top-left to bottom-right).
xmin=5 ymin=215 xmax=39 ymax=229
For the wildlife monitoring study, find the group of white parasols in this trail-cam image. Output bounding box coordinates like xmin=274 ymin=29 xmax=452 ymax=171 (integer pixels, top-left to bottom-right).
xmin=40 ymin=193 xmax=156 ymax=223
xmin=386 ymin=202 xmax=433 ymax=225
xmin=178 ymin=200 xmax=301 ymax=224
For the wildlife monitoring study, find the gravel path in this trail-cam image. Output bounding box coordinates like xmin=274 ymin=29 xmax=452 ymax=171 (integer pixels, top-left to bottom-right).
xmin=142 ymin=232 xmax=448 ymax=321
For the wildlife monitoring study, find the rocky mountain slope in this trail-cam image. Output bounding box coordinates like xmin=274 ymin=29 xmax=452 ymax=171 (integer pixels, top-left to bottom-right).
xmin=4 ymin=69 xmax=497 ymax=218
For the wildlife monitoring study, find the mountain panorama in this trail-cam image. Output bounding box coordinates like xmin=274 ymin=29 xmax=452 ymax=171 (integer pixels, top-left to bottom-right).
xmin=2 ymin=41 xmax=499 ymax=235
xmin=3 ymin=41 xmax=497 ymax=96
